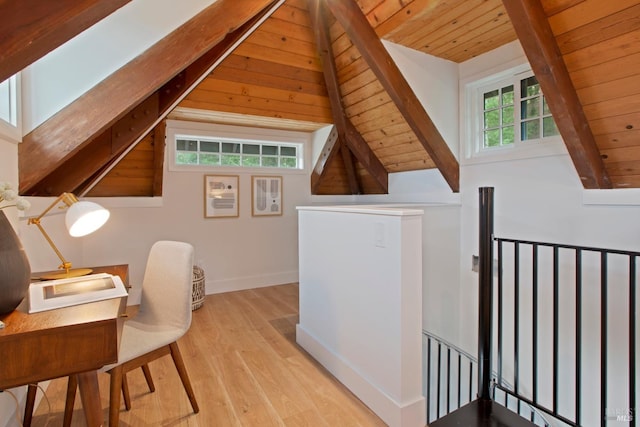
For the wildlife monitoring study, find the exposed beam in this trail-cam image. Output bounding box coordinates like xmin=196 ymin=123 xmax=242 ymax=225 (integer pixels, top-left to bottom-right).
xmin=19 ymin=0 xmax=279 ymax=194
xmin=152 ymin=121 xmax=166 ymax=197
xmin=340 ymin=144 xmax=361 ymax=194
xmin=310 ymin=126 xmax=340 ymax=194
xmin=309 ymin=0 xmax=359 ymax=194
xmin=72 ymin=4 xmax=281 ymax=197
xmin=323 ymin=0 xmax=459 ymax=193
xmin=309 ymin=0 xmax=388 ymax=194
xmin=502 ymin=0 xmax=612 ymax=189
xmin=0 ymin=0 xmax=131 ymax=84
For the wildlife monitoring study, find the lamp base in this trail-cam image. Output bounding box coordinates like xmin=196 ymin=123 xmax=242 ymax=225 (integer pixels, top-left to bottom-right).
xmin=39 ymin=268 xmax=94 ymax=280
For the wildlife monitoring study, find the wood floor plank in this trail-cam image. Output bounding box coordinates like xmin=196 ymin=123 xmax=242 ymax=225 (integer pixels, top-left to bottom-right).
xmin=30 ymin=284 xmax=385 ymax=426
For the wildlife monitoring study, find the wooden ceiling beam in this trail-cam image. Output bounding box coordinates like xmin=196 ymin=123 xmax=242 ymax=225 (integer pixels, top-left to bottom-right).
xmin=309 ymin=0 xmax=388 ymax=194
xmin=0 ymin=0 xmax=131 ymax=84
xmin=311 ymin=126 xmax=340 ymax=194
xmin=502 ymin=0 xmax=612 ymax=189
xmin=19 ymin=0 xmax=279 ymax=194
xmin=72 ymin=5 xmax=280 ymax=197
xmin=340 ymin=143 xmax=361 ymax=194
xmin=323 ymin=0 xmax=459 ymax=193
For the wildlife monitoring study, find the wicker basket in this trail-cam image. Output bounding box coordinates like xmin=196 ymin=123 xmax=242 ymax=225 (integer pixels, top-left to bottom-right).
xmin=191 ymin=265 xmax=205 ymax=311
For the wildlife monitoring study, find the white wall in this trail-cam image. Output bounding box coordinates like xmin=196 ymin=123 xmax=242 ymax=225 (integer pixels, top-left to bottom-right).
xmin=297 ymin=206 xmax=426 ymax=427
xmin=84 ymin=164 xmax=310 ymax=300
xmin=21 ymin=0 xmax=219 ymax=132
xmin=381 ymin=40 xmax=459 ymax=154
xmin=16 ymin=148 xmax=312 ymax=304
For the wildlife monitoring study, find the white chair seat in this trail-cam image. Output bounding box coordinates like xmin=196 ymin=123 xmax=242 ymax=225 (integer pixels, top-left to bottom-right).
xmin=102 ymin=321 xmax=185 ymax=370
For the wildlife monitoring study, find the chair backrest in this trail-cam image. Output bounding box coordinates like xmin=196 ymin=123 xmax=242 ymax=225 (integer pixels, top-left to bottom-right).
xmin=135 ymin=240 xmax=195 ymax=332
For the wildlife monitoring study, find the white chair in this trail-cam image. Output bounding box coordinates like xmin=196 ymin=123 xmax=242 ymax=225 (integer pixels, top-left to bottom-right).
xmin=65 ymin=240 xmax=199 ymax=426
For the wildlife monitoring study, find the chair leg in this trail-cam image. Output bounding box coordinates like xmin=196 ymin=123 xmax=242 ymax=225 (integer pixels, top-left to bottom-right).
xmin=141 ymin=364 xmax=155 ymax=392
xmin=121 ymin=372 xmax=131 ymax=411
xmin=109 ymin=365 xmax=124 ymax=427
xmin=169 ymin=341 xmax=199 ymax=413
xmin=22 ymin=384 xmax=38 ymax=427
xmin=63 ymin=375 xmax=78 ymax=427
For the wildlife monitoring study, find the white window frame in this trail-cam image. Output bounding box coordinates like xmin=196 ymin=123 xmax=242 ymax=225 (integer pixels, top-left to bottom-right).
xmin=0 ymin=74 xmax=22 ymax=143
xmin=461 ymin=62 xmax=566 ymax=165
xmin=166 ymin=120 xmax=308 ymax=174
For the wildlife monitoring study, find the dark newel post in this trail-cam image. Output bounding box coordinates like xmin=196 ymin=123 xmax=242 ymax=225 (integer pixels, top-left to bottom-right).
xmin=478 ymin=187 xmax=494 ymax=401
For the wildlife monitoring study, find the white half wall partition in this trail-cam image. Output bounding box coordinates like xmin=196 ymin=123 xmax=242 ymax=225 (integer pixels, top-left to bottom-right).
xmin=296 ymin=205 xmax=425 ymax=427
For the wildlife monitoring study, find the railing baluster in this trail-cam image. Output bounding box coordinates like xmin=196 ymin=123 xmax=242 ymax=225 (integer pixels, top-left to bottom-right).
xmin=446 ymin=348 xmax=451 ymax=414
xmin=437 ymin=342 xmax=441 ymax=418
xmin=533 ymin=243 xmax=539 ymax=406
xmin=601 ymin=251 xmax=608 ymax=427
xmin=630 ymin=255 xmax=636 ymax=427
xmin=457 ymin=353 xmax=462 ymax=408
xmin=498 ymin=239 xmax=503 ymax=388
xmin=515 ymin=241 xmax=520 ymax=414
xmin=576 ymin=249 xmax=582 ymax=427
xmin=553 ymin=246 xmax=559 ymax=414
xmin=427 ymin=337 xmax=431 ymax=423
xmin=469 ymin=361 xmax=473 ymax=403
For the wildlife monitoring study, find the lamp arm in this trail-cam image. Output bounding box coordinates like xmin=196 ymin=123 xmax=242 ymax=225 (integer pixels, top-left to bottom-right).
xmin=28 ymin=216 xmax=73 ymax=273
xmin=33 ymin=193 xmax=77 ymax=222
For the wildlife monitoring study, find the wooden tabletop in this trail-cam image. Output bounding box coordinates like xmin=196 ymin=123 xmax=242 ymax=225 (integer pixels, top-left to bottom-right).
xmin=0 ymin=264 xmax=129 ymax=390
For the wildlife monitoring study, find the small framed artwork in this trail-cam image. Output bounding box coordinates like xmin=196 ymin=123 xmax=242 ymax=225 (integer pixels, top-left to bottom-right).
xmin=251 ymin=175 xmax=282 ymax=216
xmin=204 ymin=175 xmax=239 ymax=218
xmin=29 ymin=273 xmax=128 ymax=313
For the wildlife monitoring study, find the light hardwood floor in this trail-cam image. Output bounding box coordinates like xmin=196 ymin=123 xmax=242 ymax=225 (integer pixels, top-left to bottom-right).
xmin=30 ymin=283 xmax=386 ymax=426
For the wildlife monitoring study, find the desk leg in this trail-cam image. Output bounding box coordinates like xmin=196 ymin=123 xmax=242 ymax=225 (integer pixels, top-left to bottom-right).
xmin=77 ymin=371 xmax=104 ymax=427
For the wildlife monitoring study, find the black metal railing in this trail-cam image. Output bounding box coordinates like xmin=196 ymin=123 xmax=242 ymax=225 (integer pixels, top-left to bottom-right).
xmin=424 ymin=187 xmax=638 ymax=426
xmin=424 ymin=331 xmax=477 ymax=423
xmin=424 ymin=330 xmax=551 ymax=426
xmin=493 ymin=237 xmax=639 ymax=426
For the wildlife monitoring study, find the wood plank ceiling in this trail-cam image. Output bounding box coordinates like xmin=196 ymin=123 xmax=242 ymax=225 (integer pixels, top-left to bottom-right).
xmin=10 ymin=0 xmax=640 ymax=195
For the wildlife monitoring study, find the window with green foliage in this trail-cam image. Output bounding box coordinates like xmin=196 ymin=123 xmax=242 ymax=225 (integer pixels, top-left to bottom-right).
xmin=481 ymin=73 xmax=559 ymax=150
xmin=482 ymin=85 xmax=514 ymax=148
xmin=0 ymin=74 xmax=21 ymax=142
xmin=175 ymin=137 xmax=301 ymax=170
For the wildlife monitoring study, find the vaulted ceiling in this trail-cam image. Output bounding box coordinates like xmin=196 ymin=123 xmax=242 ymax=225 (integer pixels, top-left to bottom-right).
xmin=2 ymin=0 xmax=639 ymax=196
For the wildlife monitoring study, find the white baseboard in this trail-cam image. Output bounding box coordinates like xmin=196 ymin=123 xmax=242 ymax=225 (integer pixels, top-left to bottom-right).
xmin=205 ymin=270 xmax=298 ymax=294
xmin=296 ymin=325 xmax=426 ymax=427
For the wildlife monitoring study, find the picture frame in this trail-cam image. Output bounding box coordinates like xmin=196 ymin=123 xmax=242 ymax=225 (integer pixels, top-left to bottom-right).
xmin=251 ymin=175 xmax=282 ymax=216
xmin=204 ymin=175 xmax=239 ymax=218
xmin=29 ymin=273 xmax=128 ymax=313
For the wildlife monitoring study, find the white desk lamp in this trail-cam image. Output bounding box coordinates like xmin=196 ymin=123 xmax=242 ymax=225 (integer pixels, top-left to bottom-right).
xmin=28 ymin=192 xmax=110 ymax=280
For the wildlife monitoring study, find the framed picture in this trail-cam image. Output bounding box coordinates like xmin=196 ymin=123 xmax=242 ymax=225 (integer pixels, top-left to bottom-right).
xmin=29 ymin=273 xmax=128 ymax=313
xmin=204 ymin=175 xmax=239 ymax=218
xmin=251 ymin=175 xmax=282 ymax=216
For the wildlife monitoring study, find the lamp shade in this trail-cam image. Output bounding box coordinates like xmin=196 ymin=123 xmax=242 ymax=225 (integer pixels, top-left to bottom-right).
xmin=65 ymin=201 xmax=110 ymax=237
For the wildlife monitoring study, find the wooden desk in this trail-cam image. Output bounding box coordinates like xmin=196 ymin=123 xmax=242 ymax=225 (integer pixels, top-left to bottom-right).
xmin=0 ymin=265 xmax=128 ymax=426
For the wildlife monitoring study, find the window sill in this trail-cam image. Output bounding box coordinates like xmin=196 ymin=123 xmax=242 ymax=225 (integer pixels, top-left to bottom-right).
xmin=83 ymin=197 xmax=163 ymax=209
xmin=170 ymin=164 xmax=307 ymax=175
xmin=461 ymin=138 xmax=567 ymax=166
xmin=583 ymin=189 xmax=640 ymax=206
